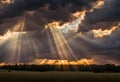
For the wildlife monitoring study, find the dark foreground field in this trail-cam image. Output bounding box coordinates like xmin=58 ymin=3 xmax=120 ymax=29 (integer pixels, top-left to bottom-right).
xmin=0 ymin=71 xmax=120 ymax=82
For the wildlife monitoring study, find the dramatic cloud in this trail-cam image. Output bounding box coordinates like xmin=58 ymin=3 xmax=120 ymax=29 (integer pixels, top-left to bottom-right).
xmin=78 ymin=0 xmax=120 ymax=32
xmin=76 ymin=0 xmax=120 ymax=64
xmin=0 ymin=0 xmax=103 ymax=34
xmin=85 ymin=0 xmax=120 ymax=23
xmin=0 ymin=0 xmax=101 ymax=19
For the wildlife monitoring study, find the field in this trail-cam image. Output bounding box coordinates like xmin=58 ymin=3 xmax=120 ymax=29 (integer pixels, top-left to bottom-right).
xmin=0 ymin=71 xmax=120 ymax=82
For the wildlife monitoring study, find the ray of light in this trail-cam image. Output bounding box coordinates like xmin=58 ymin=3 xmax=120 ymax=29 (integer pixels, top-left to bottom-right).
xmin=46 ymin=29 xmax=58 ymax=58
xmin=45 ymin=11 xmax=85 ymax=60
xmin=46 ymin=22 xmax=78 ymax=60
xmin=68 ymin=38 xmax=92 ymax=59
xmin=0 ymin=16 xmax=26 ymax=63
xmin=0 ymin=10 xmax=94 ymax=64
xmin=27 ymin=33 xmax=40 ymax=58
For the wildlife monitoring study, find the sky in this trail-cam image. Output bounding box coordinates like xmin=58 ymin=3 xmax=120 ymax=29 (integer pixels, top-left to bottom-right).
xmin=0 ymin=0 xmax=120 ymax=65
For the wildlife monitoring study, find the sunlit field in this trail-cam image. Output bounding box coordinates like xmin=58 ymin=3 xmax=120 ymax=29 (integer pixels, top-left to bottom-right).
xmin=0 ymin=71 xmax=120 ymax=82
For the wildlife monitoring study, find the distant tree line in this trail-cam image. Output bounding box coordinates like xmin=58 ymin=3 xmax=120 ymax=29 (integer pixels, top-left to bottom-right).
xmin=0 ymin=64 xmax=120 ymax=73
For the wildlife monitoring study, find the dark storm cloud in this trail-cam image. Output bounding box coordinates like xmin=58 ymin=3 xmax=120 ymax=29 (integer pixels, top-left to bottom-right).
xmin=0 ymin=0 xmax=102 ymax=21
xmin=78 ymin=0 xmax=120 ymax=32
xmin=85 ymin=0 xmax=120 ymax=23
xmin=0 ymin=0 xmax=103 ymax=35
xmin=78 ymin=21 xmax=119 ymax=32
xmin=77 ymin=5 xmax=120 ymax=63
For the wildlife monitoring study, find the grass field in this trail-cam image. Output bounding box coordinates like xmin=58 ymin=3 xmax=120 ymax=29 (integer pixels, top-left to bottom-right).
xmin=0 ymin=71 xmax=120 ymax=82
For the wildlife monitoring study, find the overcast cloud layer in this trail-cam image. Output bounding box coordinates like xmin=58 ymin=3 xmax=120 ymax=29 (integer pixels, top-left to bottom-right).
xmin=78 ymin=0 xmax=120 ymax=32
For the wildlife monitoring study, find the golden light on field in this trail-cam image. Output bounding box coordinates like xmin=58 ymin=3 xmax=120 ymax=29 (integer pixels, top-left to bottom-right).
xmin=0 ymin=0 xmax=14 ymax=4
xmin=32 ymin=59 xmax=93 ymax=65
xmin=0 ymin=63 xmax=5 ymax=66
xmin=0 ymin=58 xmax=93 ymax=66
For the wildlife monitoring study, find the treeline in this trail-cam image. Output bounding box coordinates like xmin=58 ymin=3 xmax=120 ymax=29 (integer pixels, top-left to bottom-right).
xmin=0 ymin=64 xmax=120 ymax=73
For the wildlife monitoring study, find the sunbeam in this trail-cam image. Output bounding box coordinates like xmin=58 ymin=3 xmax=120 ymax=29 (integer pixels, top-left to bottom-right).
xmin=46 ymin=22 xmax=78 ymax=60
xmin=0 ymin=10 xmax=94 ymax=64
